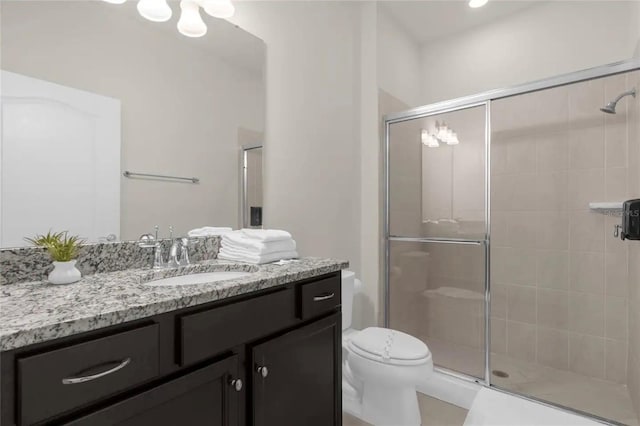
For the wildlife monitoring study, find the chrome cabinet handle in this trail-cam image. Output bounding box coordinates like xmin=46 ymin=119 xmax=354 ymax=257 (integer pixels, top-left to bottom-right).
xmin=257 ymin=365 xmax=269 ymax=378
xmin=61 ymin=358 xmax=131 ymax=385
xmin=313 ymin=293 xmax=335 ymax=302
xmin=229 ymin=378 xmax=243 ymax=392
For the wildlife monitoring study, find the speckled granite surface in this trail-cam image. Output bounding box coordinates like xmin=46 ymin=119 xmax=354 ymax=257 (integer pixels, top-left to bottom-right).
xmin=0 ymin=258 xmax=348 ymax=351
xmin=0 ymin=236 xmax=220 ymax=285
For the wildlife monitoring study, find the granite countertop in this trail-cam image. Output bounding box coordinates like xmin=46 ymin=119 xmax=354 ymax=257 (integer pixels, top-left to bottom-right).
xmin=0 ymin=257 xmax=348 ymax=351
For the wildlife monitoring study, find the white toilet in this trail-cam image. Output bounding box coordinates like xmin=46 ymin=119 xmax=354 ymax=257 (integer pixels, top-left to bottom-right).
xmin=342 ymin=270 xmax=434 ymax=426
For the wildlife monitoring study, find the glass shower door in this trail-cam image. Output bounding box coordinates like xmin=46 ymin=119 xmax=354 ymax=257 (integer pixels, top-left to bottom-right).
xmin=386 ymin=104 xmax=488 ymax=380
xmin=488 ymin=70 xmax=640 ymax=425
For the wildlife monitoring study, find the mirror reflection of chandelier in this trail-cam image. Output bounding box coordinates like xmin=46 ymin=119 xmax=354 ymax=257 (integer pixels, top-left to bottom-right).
xmin=101 ymin=0 xmax=235 ymax=38
xmin=421 ymin=121 xmax=459 ymax=148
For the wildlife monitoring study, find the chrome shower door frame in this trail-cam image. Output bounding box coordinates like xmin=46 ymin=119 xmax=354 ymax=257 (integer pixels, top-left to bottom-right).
xmin=382 ymin=58 xmax=640 ymax=420
xmin=384 ymin=99 xmax=491 ymax=385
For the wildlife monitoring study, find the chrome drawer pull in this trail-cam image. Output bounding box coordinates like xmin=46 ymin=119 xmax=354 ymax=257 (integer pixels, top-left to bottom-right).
xmin=313 ymin=293 xmax=335 ymax=302
xmin=62 ymin=358 xmax=131 ymax=385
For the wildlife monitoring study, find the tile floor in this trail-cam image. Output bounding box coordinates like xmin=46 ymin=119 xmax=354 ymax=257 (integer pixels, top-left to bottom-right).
xmin=342 ymin=394 xmax=468 ymax=426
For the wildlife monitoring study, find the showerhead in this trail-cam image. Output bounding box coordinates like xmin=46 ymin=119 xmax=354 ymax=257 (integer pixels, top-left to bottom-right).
xmin=600 ymin=88 xmax=636 ymax=114
xmin=600 ymin=102 xmax=617 ymax=114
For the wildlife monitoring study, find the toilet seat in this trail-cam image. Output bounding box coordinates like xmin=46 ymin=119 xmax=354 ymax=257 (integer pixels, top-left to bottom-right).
xmin=347 ymin=327 xmax=431 ymax=366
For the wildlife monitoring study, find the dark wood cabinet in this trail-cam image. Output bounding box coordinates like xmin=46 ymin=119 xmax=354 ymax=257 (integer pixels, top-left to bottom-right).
xmin=66 ymin=355 xmax=240 ymax=426
xmin=0 ymin=272 xmax=342 ymax=426
xmin=251 ymin=313 xmax=341 ymax=426
xmin=18 ymin=324 xmax=160 ymax=426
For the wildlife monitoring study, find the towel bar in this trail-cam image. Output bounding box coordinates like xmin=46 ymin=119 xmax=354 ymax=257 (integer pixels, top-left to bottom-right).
xmin=123 ymin=171 xmax=199 ymax=184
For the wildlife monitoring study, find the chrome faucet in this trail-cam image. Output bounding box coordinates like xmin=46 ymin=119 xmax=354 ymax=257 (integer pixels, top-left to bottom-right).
xmin=179 ymin=238 xmax=191 ymax=266
xmin=153 ymin=243 xmax=165 ymax=269
xmin=168 ymin=239 xmax=181 ymax=268
xmin=168 ymin=237 xmax=191 ymax=267
xmin=138 ymin=225 xmax=166 ymax=269
xmin=139 ymin=226 xmax=190 ymax=269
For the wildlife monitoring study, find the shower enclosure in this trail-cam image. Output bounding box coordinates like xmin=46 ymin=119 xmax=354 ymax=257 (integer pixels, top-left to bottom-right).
xmin=384 ymin=59 xmax=640 ymax=425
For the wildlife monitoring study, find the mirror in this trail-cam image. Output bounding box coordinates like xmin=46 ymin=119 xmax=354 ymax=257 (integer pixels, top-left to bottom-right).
xmin=0 ymin=1 xmax=265 ymax=248
xmin=241 ymin=144 xmax=263 ymax=229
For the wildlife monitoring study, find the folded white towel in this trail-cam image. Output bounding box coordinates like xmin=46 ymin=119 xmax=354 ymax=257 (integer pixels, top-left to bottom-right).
xmin=188 ymin=227 xmax=233 ymax=237
xmin=220 ymin=244 xmax=297 ymax=258
xmin=241 ymin=229 xmax=292 ymax=242
xmin=222 ymin=232 xmax=296 ymax=255
xmin=218 ymin=247 xmax=298 ymax=264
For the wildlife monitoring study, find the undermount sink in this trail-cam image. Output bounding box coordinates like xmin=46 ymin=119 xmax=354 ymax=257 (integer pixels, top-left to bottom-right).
xmin=145 ymin=271 xmax=254 ymax=287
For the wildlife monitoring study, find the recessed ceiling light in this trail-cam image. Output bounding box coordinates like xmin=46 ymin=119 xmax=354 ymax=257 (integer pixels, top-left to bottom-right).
xmin=469 ymin=0 xmax=489 ymax=8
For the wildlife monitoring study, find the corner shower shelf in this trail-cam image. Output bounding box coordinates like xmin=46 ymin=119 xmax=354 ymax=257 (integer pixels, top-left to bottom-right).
xmin=588 ymin=202 xmax=624 ymax=213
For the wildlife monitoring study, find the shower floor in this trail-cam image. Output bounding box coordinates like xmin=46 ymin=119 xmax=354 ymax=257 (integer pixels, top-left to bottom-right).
xmin=491 ymin=354 xmax=639 ymax=426
xmin=426 ymin=339 xmax=639 ymax=425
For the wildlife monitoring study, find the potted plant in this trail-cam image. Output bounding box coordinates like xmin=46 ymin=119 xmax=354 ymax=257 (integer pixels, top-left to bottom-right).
xmin=25 ymin=231 xmax=84 ymax=284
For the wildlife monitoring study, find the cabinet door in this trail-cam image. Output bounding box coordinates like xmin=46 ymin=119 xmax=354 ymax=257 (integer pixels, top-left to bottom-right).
xmin=66 ymin=355 xmax=241 ymax=426
xmin=251 ymin=313 xmax=341 ymax=426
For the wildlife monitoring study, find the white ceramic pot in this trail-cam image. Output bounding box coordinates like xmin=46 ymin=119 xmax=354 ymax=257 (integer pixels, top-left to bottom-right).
xmin=48 ymin=260 xmax=82 ymax=285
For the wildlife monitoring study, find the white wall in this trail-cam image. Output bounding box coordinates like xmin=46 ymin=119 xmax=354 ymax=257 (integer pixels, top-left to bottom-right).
xmin=358 ymin=2 xmax=382 ymax=327
xmin=636 ymin=2 xmax=640 ymax=58
xmin=229 ymin=1 xmax=363 ymax=284
xmin=420 ymin=1 xmax=640 ymax=104
xmin=2 ymin=1 xmax=264 ymax=240
xmin=376 ymin=6 xmax=423 ymax=108
xmin=227 ymin=0 xmax=640 ymax=331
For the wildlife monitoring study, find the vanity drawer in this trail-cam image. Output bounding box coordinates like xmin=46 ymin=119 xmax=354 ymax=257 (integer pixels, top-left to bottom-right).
xmin=17 ymin=324 xmax=159 ymax=426
xmin=179 ymin=288 xmax=296 ymax=366
xmin=299 ymin=275 xmax=341 ymax=320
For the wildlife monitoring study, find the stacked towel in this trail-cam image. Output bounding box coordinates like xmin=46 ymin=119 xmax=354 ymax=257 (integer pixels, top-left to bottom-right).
xmin=188 ymin=227 xmax=233 ymax=237
xmin=241 ymin=229 xmax=292 ymax=242
xmin=218 ymin=229 xmax=298 ymax=264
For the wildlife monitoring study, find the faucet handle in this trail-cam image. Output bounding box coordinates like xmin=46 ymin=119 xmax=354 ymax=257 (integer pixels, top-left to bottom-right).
xmin=138 ymin=233 xmax=156 ymax=248
xmin=179 ymin=239 xmax=191 ymax=266
xmin=169 ymin=226 xmax=174 ymax=240
xmin=153 ymin=243 xmax=166 ymax=269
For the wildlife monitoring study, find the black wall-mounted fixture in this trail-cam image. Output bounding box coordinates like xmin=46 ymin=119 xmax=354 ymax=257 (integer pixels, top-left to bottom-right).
xmin=621 ymin=199 xmax=640 ymax=240
xmin=250 ymin=206 xmax=263 ymax=227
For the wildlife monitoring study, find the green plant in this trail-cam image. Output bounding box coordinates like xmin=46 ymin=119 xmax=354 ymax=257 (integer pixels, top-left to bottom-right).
xmin=25 ymin=231 xmax=85 ymax=262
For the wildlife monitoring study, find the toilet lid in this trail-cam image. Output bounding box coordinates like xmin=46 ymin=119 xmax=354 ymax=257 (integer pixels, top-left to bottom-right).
xmin=347 ymin=327 xmax=431 ymax=366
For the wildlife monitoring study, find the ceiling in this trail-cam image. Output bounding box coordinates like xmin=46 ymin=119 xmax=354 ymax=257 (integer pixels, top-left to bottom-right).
xmin=379 ymin=0 xmax=541 ymax=44
xmin=112 ymin=2 xmax=264 ymax=75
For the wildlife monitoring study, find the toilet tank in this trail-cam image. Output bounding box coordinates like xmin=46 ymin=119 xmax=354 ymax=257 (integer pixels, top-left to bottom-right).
xmin=341 ymin=270 xmax=355 ymax=330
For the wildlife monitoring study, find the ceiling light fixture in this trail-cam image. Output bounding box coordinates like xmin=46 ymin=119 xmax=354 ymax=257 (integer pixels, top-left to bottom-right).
xmin=102 ymin=0 xmax=236 ymax=38
xmin=468 ymin=0 xmax=489 ymax=8
xmin=423 ymin=123 xmax=461 ymax=148
xmin=201 ymin=0 xmax=235 ymax=19
xmin=436 ymin=121 xmax=449 ymax=141
xmin=422 ymin=131 xmax=439 ymax=148
xmin=421 ymin=130 xmax=440 ymax=148
xmin=178 ymin=0 xmax=208 ymax=37
xmin=446 ymin=131 xmax=459 ymax=146
xmin=137 ymin=0 xmax=173 ymax=22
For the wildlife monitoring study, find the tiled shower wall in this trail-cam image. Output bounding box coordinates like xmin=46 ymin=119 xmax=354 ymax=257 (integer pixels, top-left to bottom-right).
xmin=490 ymin=72 xmax=638 ymax=384
xmin=628 ymin=70 xmax=640 ymax=417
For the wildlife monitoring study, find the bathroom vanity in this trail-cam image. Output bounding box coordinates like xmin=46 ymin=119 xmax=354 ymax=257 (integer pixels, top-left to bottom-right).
xmin=0 ymin=259 xmax=346 ymax=426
